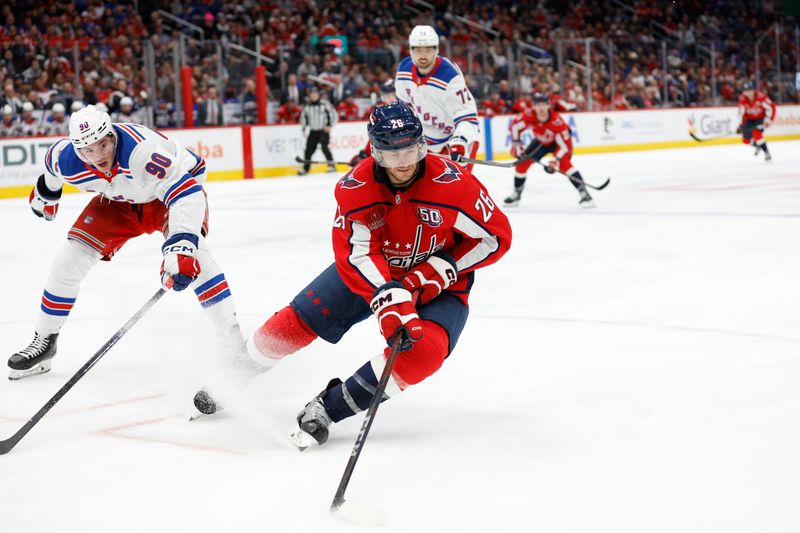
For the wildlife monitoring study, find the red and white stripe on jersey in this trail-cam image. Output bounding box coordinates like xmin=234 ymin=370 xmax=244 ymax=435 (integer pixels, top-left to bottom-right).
xmin=67 ymin=227 xmax=107 ymax=253
xmin=346 ymin=220 xmax=390 ymax=290
xmin=116 ymin=123 xmax=145 ymax=143
xmin=451 ymin=212 xmax=500 ymax=271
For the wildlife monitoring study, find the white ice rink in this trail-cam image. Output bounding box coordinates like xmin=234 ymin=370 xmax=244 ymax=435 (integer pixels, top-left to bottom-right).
xmin=1 ymin=142 xmax=799 ymax=532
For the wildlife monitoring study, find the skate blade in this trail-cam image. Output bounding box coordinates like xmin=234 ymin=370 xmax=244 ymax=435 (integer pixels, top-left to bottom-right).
xmin=8 ymin=360 xmax=52 ymax=380
xmin=580 ymin=200 xmax=596 ymax=209
xmin=503 ymin=200 xmax=520 ymax=207
xmin=287 ymin=427 xmax=318 ymax=451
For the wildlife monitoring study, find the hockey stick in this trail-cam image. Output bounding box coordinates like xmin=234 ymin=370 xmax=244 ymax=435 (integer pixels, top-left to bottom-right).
xmin=532 ymin=161 xmax=611 ymax=191
xmin=461 ymin=154 xmax=533 ymax=168
xmin=688 ymin=127 xmax=738 ymax=143
xmin=0 ymin=288 xmax=166 ymax=455
xmin=294 ymin=156 xmax=352 ymax=166
xmin=464 ymin=156 xmax=610 ymax=191
xmin=330 ymin=332 xmax=406 ymax=514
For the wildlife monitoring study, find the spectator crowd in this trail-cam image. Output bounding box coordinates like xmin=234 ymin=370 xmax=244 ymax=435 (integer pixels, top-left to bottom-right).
xmin=0 ymin=0 xmax=796 ymax=136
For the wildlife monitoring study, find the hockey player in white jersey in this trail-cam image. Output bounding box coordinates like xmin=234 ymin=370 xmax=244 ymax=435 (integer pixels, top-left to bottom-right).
xmin=394 ymin=25 xmax=480 ymax=171
xmin=8 ymin=105 xmax=255 ymax=380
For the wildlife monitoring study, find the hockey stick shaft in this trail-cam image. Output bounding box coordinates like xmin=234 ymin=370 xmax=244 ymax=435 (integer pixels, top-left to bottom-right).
xmin=532 ymin=160 xmax=611 ymax=191
xmin=294 ymin=156 xmax=351 ymax=166
xmin=331 ymin=333 xmax=405 ymax=513
xmin=0 ymin=288 xmax=166 ymax=455
xmin=461 ymin=154 xmax=532 ymax=168
xmin=689 ymin=129 xmax=739 ymax=142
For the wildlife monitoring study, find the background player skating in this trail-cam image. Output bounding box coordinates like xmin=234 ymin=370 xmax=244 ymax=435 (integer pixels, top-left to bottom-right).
xmin=505 ymin=92 xmax=594 ymax=208
xmin=395 ymin=25 xmax=480 ymax=171
xmin=194 ymin=102 xmax=511 ymax=451
xmin=737 ymin=81 xmax=776 ymax=162
xmin=8 ymin=105 xmax=251 ymax=380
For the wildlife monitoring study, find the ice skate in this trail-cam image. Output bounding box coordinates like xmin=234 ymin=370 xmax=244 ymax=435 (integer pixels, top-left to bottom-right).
xmin=578 ymin=188 xmax=595 ymax=209
xmin=503 ymin=189 xmax=522 ymax=207
xmin=327 ymin=163 xmax=337 ymax=173
xmin=288 ymin=378 xmax=340 ymax=450
xmin=765 ymin=152 xmax=772 ymax=163
xmin=298 ymin=168 xmax=309 ymax=176
xmin=8 ymin=332 xmax=58 ymax=380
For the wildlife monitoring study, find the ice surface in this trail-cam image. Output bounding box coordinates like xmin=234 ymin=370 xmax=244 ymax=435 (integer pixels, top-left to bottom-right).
xmin=1 ymin=142 xmax=799 ymax=532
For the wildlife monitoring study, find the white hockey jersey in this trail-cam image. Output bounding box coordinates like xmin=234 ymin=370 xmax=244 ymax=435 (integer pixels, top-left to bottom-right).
xmin=395 ymin=56 xmax=480 ymax=151
xmin=42 ymin=123 xmax=207 ymax=239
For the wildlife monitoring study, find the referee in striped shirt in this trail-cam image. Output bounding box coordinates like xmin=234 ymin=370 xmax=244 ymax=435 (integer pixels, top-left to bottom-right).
xmin=299 ymin=86 xmax=338 ymax=175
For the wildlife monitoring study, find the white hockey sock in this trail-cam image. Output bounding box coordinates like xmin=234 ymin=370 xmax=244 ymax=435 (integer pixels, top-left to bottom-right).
xmin=35 ymin=240 xmax=101 ymax=335
xmin=191 ymin=240 xmax=238 ymax=336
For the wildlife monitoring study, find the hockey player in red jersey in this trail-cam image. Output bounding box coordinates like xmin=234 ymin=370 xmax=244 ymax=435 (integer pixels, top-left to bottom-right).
xmin=193 ymin=102 xmax=512 ymax=449
xmin=505 ymin=92 xmax=594 ymax=208
xmin=737 ymin=81 xmax=776 ymax=162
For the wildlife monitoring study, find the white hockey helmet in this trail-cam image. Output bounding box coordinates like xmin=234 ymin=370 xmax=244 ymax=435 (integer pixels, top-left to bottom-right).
xmin=52 ymin=103 xmax=66 ymax=114
xmin=120 ymin=96 xmax=134 ymax=108
xmin=69 ymin=104 xmax=116 ymax=149
xmin=22 ymin=101 xmax=34 ymax=112
xmin=409 ymin=25 xmax=439 ymax=48
xmin=1 ymin=104 xmax=13 ymax=116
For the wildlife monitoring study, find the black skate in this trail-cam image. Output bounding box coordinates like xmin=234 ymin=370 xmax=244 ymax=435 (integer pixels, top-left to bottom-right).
xmin=503 ymin=190 xmax=522 ymax=207
xmin=765 ymin=152 xmax=772 ymax=163
xmin=579 ymin=188 xmax=595 ymax=209
xmin=8 ymin=332 xmax=58 ymax=380
xmin=288 ymin=378 xmax=340 ymax=450
xmin=327 ymin=163 xmax=337 ymax=173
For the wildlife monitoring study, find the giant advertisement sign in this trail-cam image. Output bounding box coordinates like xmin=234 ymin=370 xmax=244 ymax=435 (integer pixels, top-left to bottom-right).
xmin=0 ymin=127 xmax=244 ymax=187
xmin=489 ymin=105 xmax=800 ymax=157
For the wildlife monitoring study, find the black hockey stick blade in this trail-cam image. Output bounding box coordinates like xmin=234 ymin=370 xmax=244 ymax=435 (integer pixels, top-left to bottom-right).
xmin=689 ymin=129 xmax=735 ymax=143
xmin=330 ymin=333 xmax=405 ymax=514
xmin=0 ymin=288 xmax=166 ymax=455
xmin=585 ymin=177 xmax=611 ymax=191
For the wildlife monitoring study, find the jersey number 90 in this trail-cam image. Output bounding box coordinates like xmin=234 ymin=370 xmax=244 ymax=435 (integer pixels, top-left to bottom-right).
xmin=145 ymin=152 xmax=172 ymax=179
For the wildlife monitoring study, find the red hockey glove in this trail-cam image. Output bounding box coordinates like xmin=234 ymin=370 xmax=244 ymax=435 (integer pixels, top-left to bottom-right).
xmin=370 ymin=281 xmax=423 ymax=351
xmin=448 ymin=136 xmax=468 ymax=165
xmin=160 ymin=233 xmax=201 ymax=291
xmin=736 ymin=124 xmax=743 ymax=134
xmin=29 ymin=174 xmax=62 ymax=221
xmin=401 ymin=254 xmax=458 ymax=306
xmin=544 ymin=158 xmax=559 ymax=174
xmin=510 ymin=140 xmax=523 ymax=158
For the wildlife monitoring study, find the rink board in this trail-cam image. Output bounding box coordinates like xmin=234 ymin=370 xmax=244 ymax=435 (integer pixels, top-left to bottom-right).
xmin=1 ymin=105 xmax=799 ymax=197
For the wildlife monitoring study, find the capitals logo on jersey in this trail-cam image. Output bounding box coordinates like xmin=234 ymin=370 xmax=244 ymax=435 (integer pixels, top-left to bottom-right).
xmin=339 ymin=170 xmax=365 ymax=190
xmin=433 ymin=160 xmax=462 ymax=184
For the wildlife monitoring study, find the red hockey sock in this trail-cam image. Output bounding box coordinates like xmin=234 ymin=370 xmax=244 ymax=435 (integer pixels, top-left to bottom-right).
xmin=253 ymin=305 xmax=317 ymax=359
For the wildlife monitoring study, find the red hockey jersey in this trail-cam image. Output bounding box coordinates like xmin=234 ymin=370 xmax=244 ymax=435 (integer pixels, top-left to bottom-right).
xmin=738 ymin=91 xmax=776 ymax=123
xmin=509 ymin=110 xmax=573 ymax=159
xmin=332 ymin=154 xmax=512 ymax=304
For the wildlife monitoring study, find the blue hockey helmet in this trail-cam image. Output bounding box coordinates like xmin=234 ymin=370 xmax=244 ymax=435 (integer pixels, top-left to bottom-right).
xmin=742 ymin=80 xmax=755 ymax=91
xmin=367 ymin=101 xmax=427 ymax=167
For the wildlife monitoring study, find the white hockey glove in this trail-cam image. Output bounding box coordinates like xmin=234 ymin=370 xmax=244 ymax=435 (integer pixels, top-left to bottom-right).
xmin=160 ymin=233 xmax=201 ymax=291
xmin=29 ymin=174 xmax=62 ymax=221
xmin=401 ymin=254 xmax=458 ymax=306
xmin=448 ymin=136 xmax=468 ymax=165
